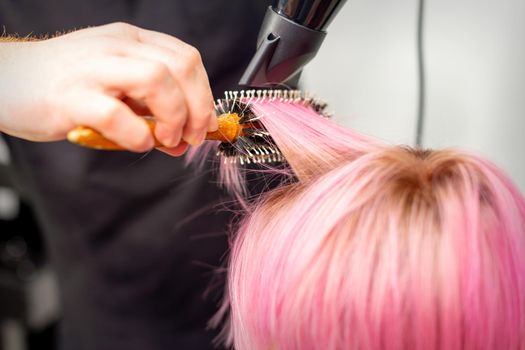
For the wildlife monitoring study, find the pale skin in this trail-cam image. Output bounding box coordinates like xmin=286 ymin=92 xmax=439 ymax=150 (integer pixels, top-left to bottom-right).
xmin=0 ymin=22 xmax=219 ymax=156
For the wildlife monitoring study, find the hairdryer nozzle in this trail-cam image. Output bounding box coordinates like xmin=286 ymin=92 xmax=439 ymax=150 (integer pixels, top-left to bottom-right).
xmin=239 ymin=1 xmax=347 ymax=88
xmin=239 ymin=7 xmax=326 ymax=88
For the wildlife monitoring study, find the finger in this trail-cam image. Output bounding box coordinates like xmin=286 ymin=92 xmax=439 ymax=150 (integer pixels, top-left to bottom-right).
xmin=121 ymin=97 xmax=151 ymax=116
xmin=128 ymin=35 xmax=216 ymax=144
xmin=157 ymin=142 xmax=189 ymax=157
xmin=68 ymin=92 xmax=154 ymax=152
xmin=92 ymin=56 xmax=188 ymax=147
xmin=137 ymin=28 xmax=193 ymax=56
xmin=179 ymin=65 xmax=217 ymax=145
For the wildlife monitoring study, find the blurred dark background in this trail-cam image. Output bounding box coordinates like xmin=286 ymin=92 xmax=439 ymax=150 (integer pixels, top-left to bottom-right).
xmin=0 ymin=160 xmax=58 ymax=350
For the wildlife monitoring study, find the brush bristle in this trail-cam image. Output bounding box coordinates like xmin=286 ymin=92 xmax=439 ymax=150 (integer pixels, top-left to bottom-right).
xmin=213 ymin=89 xmax=328 ymax=164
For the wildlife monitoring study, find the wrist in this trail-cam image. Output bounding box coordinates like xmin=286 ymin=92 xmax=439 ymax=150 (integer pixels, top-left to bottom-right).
xmin=0 ymin=41 xmax=44 ymax=135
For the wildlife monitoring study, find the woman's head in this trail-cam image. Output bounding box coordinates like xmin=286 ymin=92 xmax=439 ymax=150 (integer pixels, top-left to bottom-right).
xmin=228 ymin=146 xmax=525 ymax=350
xmin=208 ymin=98 xmax=525 ymax=349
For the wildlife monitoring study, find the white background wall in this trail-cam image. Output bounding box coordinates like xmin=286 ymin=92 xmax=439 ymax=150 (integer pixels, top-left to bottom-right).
xmin=303 ymin=0 xmax=525 ymax=192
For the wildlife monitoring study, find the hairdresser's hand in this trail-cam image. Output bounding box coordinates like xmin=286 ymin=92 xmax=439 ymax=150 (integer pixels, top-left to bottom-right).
xmin=0 ymin=22 xmax=218 ymax=155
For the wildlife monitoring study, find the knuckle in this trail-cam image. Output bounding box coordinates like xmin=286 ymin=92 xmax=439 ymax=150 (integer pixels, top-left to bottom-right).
xmin=193 ymin=100 xmax=214 ymax=124
xmin=189 ymin=111 xmax=211 ymax=130
xmin=176 ymin=47 xmax=201 ymax=77
xmin=145 ymin=62 xmax=170 ymax=86
xmin=110 ymin=22 xmax=134 ymax=32
xmin=164 ymin=91 xmax=187 ymax=118
xmin=203 ymin=100 xmax=215 ymax=114
xmin=174 ymin=103 xmax=189 ymax=122
xmin=96 ymin=103 xmax=120 ymax=130
xmin=186 ymin=46 xmax=202 ymax=64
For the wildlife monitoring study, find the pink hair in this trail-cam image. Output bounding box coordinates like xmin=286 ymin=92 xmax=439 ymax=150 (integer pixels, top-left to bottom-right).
xmin=204 ymin=99 xmax=525 ymax=349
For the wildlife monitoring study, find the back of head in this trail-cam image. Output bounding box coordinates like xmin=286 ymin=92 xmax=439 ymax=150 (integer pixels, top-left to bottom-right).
xmin=227 ymin=145 xmax=525 ymax=350
xmin=197 ymin=98 xmax=525 ymax=349
xmin=229 ymin=147 xmax=525 ymax=350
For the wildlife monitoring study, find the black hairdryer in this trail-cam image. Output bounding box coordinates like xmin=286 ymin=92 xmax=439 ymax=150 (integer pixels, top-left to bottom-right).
xmin=239 ymin=0 xmax=347 ymax=88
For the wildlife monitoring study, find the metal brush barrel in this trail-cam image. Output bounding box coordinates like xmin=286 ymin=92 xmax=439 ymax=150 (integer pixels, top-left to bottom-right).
xmin=239 ymin=0 xmax=347 ymax=88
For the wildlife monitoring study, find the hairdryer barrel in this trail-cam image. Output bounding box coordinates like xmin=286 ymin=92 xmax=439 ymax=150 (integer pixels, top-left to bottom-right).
xmin=239 ymin=0 xmax=347 ymax=88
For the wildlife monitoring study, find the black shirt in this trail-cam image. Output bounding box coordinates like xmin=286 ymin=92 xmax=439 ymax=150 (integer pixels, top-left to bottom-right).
xmin=0 ymin=1 xmax=267 ymax=349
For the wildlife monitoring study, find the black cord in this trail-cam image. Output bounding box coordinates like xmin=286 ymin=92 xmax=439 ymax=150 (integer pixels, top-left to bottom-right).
xmin=415 ymin=0 xmax=426 ymax=146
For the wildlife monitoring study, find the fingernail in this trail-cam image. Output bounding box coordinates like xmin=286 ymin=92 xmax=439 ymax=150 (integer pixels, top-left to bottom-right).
xmin=187 ymin=132 xmax=206 ymax=146
xmin=144 ymin=137 xmax=155 ymax=150
xmin=158 ymin=128 xmax=180 ymax=148
xmin=158 ymin=135 xmax=173 ymax=147
xmin=133 ymin=126 xmax=155 ymax=151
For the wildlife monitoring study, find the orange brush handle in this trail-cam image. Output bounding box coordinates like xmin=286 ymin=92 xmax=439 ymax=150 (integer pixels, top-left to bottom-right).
xmin=67 ymin=113 xmax=242 ymax=150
